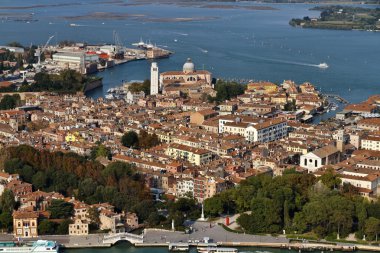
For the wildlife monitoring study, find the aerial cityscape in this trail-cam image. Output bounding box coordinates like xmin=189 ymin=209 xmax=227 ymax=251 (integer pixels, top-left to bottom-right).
xmin=0 ymin=0 xmax=380 ymax=253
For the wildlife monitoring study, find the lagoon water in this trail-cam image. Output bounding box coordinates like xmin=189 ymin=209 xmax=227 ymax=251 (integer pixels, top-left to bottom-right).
xmin=1 ymin=0 xmax=380 ymax=102
xmin=63 ymin=242 xmax=373 ymax=253
xmin=1 ymin=0 xmax=379 ymax=102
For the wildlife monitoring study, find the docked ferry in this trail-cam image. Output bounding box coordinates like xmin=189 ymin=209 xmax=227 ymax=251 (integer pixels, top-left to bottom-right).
xmin=0 ymin=240 xmax=59 ymax=253
xmin=197 ymin=247 xmax=238 ymax=253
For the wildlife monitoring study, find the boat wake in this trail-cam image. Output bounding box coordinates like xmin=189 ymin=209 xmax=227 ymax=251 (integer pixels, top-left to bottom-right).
xmin=174 ymin=32 xmax=188 ymax=36
xmin=199 ymin=47 xmax=208 ymax=53
xmin=69 ymin=23 xmax=89 ymax=27
xmin=249 ymin=55 xmax=328 ymax=69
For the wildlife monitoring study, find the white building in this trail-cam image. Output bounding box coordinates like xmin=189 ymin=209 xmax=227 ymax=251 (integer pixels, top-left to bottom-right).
xmin=0 ymin=46 xmax=24 ymax=54
xmin=220 ymin=117 xmax=287 ymax=143
xmin=300 ymin=145 xmax=341 ymax=173
xmin=52 ymin=52 xmax=85 ymax=73
xmin=150 ymin=62 xmax=159 ymax=95
xmin=361 ymin=135 xmax=380 ymax=151
xmin=126 ymin=91 xmax=145 ymax=104
xmin=176 ymin=178 xmax=194 ymax=198
xmin=245 ymin=118 xmax=287 ymax=143
xmin=339 ymin=169 xmax=380 ymax=197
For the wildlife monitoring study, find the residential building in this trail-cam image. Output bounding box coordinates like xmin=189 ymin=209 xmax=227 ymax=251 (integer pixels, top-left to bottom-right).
xmin=69 ymin=219 xmax=89 ymax=235
xmin=245 ymin=118 xmax=288 ymax=143
xmin=126 ymin=212 xmax=139 ymax=231
xmin=13 ymin=210 xmax=38 ymax=238
xmin=361 ymin=135 xmax=380 ymax=151
xmin=300 ymin=145 xmax=341 ymax=173
xmin=165 ymin=143 xmax=212 ymax=166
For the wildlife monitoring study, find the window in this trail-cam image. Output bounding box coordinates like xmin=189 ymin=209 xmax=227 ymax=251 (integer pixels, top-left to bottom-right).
xmin=304 ymin=158 xmax=307 ymax=166
xmin=315 ymin=160 xmax=318 ymax=167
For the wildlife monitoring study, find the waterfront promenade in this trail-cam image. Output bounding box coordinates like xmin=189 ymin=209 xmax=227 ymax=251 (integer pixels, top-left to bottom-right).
xmin=1 ymin=222 xmax=380 ymax=251
xmin=141 ymin=221 xmax=289 ymax=246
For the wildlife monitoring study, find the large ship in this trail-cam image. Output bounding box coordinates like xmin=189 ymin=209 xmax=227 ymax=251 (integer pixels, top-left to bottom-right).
xmin=0 ymin=240 xmax=59 ymax=253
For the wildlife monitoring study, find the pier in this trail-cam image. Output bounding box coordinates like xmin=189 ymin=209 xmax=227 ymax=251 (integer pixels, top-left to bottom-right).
xmin=324 ymin=94 xmax=350 ymax=104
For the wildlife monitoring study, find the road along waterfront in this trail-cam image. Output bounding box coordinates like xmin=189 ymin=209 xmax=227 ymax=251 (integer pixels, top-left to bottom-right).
xmin=1 ymin=221 xmax=378 ymax=252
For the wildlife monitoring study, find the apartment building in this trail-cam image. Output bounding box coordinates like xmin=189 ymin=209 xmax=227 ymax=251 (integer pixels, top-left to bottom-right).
xmin=361 ymin=136 xmax=380 ymax=151
xmin=165 ymin=143 xmax=212 ymax=166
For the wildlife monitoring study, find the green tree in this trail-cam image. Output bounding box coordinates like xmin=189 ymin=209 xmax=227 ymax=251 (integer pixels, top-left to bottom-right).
xmin=132 ymin=199 xmax=156 ymax=223
xmin=204 ymin=196 xmax=224 ymax=217
xmin=138 ymin=130 xmax=160 ymax=149
xmin=7 ymin=42 xmax=23 ymax=48
xmin=90 ymin=144 xmax=111 ymax=160
xmin=32 ymin=171 xmax=47 ymax=190
xmin=0 ymin=212 xmax=13 ymax=231
xmin=121 ymin=131 xmax=139 ymax=148
xmin=320 ymin=168 xmax=341 ymax=190
xmin=147 ymin=212 xmax=165 ymax=226
xmin=0 ymin=94 xmax=21 ymax=110
xmin=128 ymin=80 xmax=150 ymax=95
xmin=87 ymin=207 xmax=100 ymax=230
xmin=47 ymin=200 xmax=74 ymax=219
xmin=208 ymin=80 xmax=246 ymax=103
xmin=38 ymin=220 xmax=56 ymax=235
xmin=0 ymin=189 xmax=16 ymax=213
xmin=365 ymin=217 xmax=380 ymax=241
xmin=57 ymin=219 xmax=72 ymax=235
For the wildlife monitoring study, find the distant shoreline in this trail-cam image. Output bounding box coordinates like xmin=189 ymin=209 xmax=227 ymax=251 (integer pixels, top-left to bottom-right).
xmin=129 ymin=0 xmax=380 ymax=6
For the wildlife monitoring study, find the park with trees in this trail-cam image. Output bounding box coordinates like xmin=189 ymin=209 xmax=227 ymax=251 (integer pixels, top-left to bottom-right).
xmin=204 ymin=169 xmax=380 ymax=242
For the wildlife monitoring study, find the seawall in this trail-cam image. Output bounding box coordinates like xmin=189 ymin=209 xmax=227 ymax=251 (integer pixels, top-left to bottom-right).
xmin=84 ymin=78 xmax=103 ymax=93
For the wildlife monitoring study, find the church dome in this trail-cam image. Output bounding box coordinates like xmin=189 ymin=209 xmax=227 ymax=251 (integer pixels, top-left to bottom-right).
xmin=183 ymin=58 xmax=195 ymax=74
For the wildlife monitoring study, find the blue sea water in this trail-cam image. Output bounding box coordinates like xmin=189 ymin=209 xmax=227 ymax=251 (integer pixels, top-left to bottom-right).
xmin=0 ymin=0 xmax=379 ymax=102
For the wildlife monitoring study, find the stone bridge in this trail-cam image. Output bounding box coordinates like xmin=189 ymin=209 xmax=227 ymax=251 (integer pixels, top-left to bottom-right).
xmin=102 ymin=232 xmax=144 ymax=245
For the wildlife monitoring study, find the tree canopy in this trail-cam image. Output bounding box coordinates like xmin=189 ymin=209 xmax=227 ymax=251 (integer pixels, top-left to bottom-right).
xmin=208 ymin=80 xmax=246 ymax=103
xmin=0 ymin=94 xmax=21 ymax=110
xmin=121 ymin=130 xmax=160 ymax=149
xmin=205 ymin=172 xmax=380 ymax=240
xmin=19 ymin=69 xmax=88 ymax=93
xmin=4 ymin=145 xmax=150 ymax=212
xmin=128 ymin=80 xmax=150 ymax=95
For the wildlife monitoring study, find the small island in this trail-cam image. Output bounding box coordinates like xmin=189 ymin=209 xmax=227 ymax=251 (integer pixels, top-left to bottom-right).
xmin=290 ymin=5 xmax=380 ymax=31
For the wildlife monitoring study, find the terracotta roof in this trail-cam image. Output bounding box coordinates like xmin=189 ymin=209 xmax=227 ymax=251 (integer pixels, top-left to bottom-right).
xmin=311 ymin=145 xmax=339 ymax=158
xmin=13 ymin=210 xmax=39 ymax=219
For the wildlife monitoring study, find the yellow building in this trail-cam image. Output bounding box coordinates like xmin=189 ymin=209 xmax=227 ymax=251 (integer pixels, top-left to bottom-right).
xmin=69 ymin=219 xmax=89 ymax=236
xmin=165 ymin=143 xmax=212 ymax=166
xmin=65 ymin=132 xmax=82 ymax=142
xmin=13 ymin=210 xmax=38 ymax=238
xmin=126 ymin=212 xmax=139 ymax=231
xmin=190 ymin=109 xmax=218 ymax=125
xmin=247 ymin=82 xmax=278 ymax=94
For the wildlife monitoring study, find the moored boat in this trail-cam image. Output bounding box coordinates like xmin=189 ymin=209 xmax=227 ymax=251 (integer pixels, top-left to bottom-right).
xmin=197 ymin=247 xmax=238 ymax=253
xmin=0 ymin=240 xmax=59 ymax=253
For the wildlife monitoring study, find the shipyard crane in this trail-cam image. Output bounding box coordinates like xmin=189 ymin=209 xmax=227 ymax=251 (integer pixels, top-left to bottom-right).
xmin=112 ymin=31 xmax=124 ymax=59
xmin=35 ymin=35 xmax=54 ymax=67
